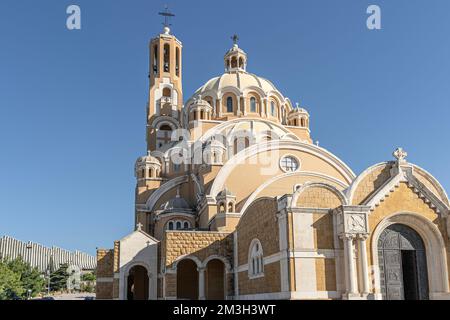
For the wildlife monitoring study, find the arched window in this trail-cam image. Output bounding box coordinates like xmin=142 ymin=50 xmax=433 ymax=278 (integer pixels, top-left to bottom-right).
xmin=176 ymin=47 xmax=180 ymax=76
xmin=168 ymin=221 xmax=174 ymax=230
xmin=250 ymin=97 xmax=257 ymax=113
xmin=239 ymin=57 xmax=244 ymax=68
xmin=226 ymin=97 xmax=233 ymax=113
xmin=153 ymin=45 xmax=158 ymax=75
xmin=173 ymin=163 xmax=181 ymax=172
xmin=228 ymin=202 xmax=234 ymax=213
xmin=249 ymin=240 xmax=264 ymax=278
xmin=271 ymin=101 xmax=276 ymax=116
xmin=163 ymin=88 xmax=171 ymax=97
xmin=183 ymin=221 xmax=190 ymax=229
xmin=301 ymin=118 xmax=306 ymax=127
xmin=176 ymin=221 xmax=182 ymax=230
xmin=157 ymin=124 xmax=173 ymax=149
xmin=233 ymin=137 xmax=250 ymax=155
xmin=163 ymin=44 xmax=170 ymax=72
xmin=231 ymin=57 xmax=237 ymax=68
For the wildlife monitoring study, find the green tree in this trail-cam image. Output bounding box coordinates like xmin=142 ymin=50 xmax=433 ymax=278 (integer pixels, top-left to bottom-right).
xmin=50 ymin=263 xmax=69 ymax=292
xmin=0 ymin=261 xmax=24 ymax=300
xmin=6 ymin=257 xmax=45 ymax=298
xmin=81 ymin=272 xmax=95 ymax=282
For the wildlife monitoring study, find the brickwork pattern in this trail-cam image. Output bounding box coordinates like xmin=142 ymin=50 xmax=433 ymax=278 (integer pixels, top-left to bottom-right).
xmin=315 ymin=258 xmax=337 ymax=292
xmin=163 ymin=231 xmax=233 ymax=268
xmin=237 ymin=198 xmax=279 ymax=266
xmin=296 ymin=187 xmax=342 ymax=209
xmin=238 ymin=262 xmax=281 ymax=295
xmin=353 ymin=164 xmax=392 ymax=205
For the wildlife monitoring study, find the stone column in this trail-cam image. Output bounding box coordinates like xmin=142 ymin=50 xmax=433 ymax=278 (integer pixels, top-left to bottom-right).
xmin=342 ymin=234 xmax=357 ymax=295
xmin=198 ymin=267 xmax=206 ymax=300
xmin=358 ymin=234 xmax=370 ymax=295
xmin=236 ymin=96 xmax=241 ymax=116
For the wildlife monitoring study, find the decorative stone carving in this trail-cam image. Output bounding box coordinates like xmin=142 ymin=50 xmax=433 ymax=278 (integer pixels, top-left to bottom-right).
xmin=393 ymin=147 xmax=408 ymax=162
xmin=335 ymin=206 xmax=370 ymax=237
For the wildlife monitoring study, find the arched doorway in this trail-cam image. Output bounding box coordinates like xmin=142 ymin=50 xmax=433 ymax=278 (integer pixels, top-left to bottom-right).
xmin=126 ymin=265 xmax=149 ymax=300
xmin=378 ymin=224 xmax=429 ymax=300
xmin=206 ymin=259 xmax=225 ymax=300
xmin=177 ymin=259 xmax=199 ymax=300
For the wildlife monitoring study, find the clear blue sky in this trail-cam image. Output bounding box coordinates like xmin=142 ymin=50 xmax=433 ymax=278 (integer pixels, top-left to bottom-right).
xmin=1 ymin=0 xmax=449 ymax=255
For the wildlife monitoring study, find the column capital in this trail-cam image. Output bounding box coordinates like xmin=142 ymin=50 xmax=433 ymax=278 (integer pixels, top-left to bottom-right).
xmin=339 ymin=233 xmax=356 ymax=241
xmin=197 ymin=267 xmax=206 ymax=272
xmin=357 ymin=233 xmax=370 ymax=241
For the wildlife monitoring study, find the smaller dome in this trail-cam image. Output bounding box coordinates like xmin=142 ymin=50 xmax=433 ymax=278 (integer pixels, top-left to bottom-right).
xmin=136 ymin=151 xmax=162 ymax=166
xmin=218 ymin=187 xmax=234 ymax=198
xmin=160 ymin=189 xmax=192 ymax=212
xmin=290 ymin=103 xmax=309 ymax=115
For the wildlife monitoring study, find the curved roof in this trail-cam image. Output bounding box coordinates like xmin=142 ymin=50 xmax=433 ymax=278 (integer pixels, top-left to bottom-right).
xmin=346 ymin=161 xmax=450 ymax=206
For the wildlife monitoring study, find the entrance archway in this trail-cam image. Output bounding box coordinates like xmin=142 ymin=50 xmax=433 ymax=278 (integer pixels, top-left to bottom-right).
xmin=378 ymin=224 xmax=429 ymax=300
xmin=177 ymin=259 xmax=199 ymax=300
xmin=126 ymin=265 xmax=149 ymax=300
xmin=206 ymin=259 xmax=225 ymax=300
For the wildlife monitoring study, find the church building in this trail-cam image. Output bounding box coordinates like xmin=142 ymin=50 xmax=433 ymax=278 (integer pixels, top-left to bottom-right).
xmin=96 ymin=19 xmax=450 ymax=300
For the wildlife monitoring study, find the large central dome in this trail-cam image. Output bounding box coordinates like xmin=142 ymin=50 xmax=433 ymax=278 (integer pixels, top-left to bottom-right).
xmin=193 ymin=71 xmax=282 ymax=99
xmin=182 ymin=42 xmax=310 ymax=132
xmin=187 ymin=43 xmax=287 ymax=104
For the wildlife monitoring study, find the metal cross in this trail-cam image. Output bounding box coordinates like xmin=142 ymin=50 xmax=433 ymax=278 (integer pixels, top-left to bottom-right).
xmin=158 ymin=5 xmax=175 ymax=27
xmin=231 ymin=34 xmax=239 ymax=45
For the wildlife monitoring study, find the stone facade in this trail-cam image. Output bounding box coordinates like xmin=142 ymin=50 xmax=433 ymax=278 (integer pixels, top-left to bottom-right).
xmin=96 ymin=22 xmax=450 ymax=300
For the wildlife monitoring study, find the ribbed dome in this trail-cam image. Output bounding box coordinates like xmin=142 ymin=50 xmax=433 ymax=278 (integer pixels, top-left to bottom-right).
xmin=193 ymin=72 xmax=280 ymax=98
xmin=136 ymin=152 xmax=161 ymax=166
xmin=160 ymin=196 xmax=191 ymax=211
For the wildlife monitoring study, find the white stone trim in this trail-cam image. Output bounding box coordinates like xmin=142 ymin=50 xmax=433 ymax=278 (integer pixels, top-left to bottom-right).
xmin=145 ymin=175 xmax=189 ymax=210
xmin=290 ymin=291 xmax=341 ymax=300
xmin=209 ymin=140 xmax=355 ymax=198
xmin=291 ymin=182 xmax=348 ymax=207
xmin=239 ymin=171 xmax=348 ymax=217
xmin=237 ymin=291 xmax=291 ymax=300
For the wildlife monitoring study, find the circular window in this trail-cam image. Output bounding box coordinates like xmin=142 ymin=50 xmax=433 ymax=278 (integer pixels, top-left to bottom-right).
xmin=280 ymin=156 xmax=300 ymax=173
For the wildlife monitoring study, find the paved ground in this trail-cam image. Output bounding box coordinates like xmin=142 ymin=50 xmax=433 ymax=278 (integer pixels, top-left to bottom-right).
xmin=35 ymin=293 xmax=96 ymax=300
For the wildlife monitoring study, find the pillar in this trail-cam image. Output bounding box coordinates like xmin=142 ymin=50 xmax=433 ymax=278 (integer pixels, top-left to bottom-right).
xmin=358 ymin=235 xmax=370 ymax=295
xmin=198 ymin=267 xmax=206 ymax=300
xmin=342 ymin=234 xmax=357 ymax=296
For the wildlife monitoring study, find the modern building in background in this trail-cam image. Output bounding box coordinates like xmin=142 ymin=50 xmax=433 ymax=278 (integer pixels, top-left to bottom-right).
xmin=96 ymin=18 xmax=450 ymax=300
xmin=0 ymin=236 xmax=96 ymax=273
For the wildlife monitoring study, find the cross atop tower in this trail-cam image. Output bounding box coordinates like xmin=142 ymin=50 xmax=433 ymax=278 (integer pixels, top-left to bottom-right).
xmin=158 ymin=5 xmax=175 ymax=28
xmin=231 ymin=34 xmax=239 ymax=46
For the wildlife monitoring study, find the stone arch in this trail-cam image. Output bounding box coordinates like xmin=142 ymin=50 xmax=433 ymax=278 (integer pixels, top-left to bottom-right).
xmin=291 ymin=182 xmax=348 ymax=208
xmin=123 ymin=262 xmax=152 ymax=300
xmin=176 ymin=258 xmax=199 ymax=300
xmin=202 ymin=255 xmax=232 ymax=271
xmin=371 ymin=212 xmax=449 ymax=300
xmin=172 ymin=254 xmax=202 ymax=270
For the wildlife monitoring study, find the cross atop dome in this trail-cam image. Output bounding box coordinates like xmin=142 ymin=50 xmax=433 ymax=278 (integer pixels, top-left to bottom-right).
xmin=224 ymin=34 xmax=247 ymax=73
xmin=158 ymin=5 xmax=175 ymax=34
xmin=231 ymin=34 xmax=239 ymax=46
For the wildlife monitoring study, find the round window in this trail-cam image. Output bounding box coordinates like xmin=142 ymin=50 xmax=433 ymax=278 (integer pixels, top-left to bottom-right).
xmin=280 ymin=156 xmax=300 ymax=172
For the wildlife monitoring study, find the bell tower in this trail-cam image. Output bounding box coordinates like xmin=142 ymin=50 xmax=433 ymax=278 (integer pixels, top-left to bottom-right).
xmin=147 ymin=7 xmax=183 ymax=151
